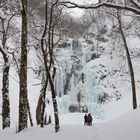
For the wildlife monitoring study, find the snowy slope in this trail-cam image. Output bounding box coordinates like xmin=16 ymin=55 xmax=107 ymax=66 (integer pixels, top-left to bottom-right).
xmin=0 ymin=108 xmax=140 ymax=140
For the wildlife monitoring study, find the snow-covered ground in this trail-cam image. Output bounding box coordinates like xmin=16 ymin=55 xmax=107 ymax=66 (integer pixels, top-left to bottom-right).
xmin=0 ymin=108 xmax=140 ymax=140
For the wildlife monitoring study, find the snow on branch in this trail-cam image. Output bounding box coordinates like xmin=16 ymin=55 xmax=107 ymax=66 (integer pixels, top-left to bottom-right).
xmin=130 ymin=0 xmax=140 ymax=9
xmin=60 ymin=1 xmax=140 ymax=15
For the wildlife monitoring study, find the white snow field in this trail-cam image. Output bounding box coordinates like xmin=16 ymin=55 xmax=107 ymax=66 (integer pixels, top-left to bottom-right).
xmin=0 ymin=108 xmax=140 ymax=140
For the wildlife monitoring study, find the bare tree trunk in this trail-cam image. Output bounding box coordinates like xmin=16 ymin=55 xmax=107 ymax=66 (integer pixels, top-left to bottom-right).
xmin=36 ymin=64 xmax=52 ymax=126
xmin=117 ymin=11 xmax=137 ymax=109
xmin=37 ymin=0 xmax=49 ymax=128
xmin=39 ymin=74 xmax=48 ymax=127
xmin=0 ymin=17 xmax=10 ymax=129
xmin=45 ymin=63 xmax=60 ymax=132
xmin=2 ymin=59 xmax=10 ymax=129
xmin=50 ymin=83 xmax=60 ymax=132
xmin=18 ymin=0 xmax=28 ymax=132
xmin=50 ymin=67 xmax=59 ymax=132
xmin=47 ymin=0 xmax=60 ymax=132
xmin=39 ymin=0 xmax=48 ymax=125
xmin=26 ymin=98 xmax=33 ymax=127
xmin=36 ymin=94 xmax=42 ymax=125
xmin=36 ymin=73 xmax=48 ymax=126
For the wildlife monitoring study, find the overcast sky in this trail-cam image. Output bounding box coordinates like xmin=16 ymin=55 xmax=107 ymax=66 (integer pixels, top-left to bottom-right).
xmin=66 ymin=0 xmax=99 ymax=18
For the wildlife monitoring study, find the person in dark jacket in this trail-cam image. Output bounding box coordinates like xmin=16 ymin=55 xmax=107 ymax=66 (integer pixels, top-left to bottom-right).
xmin=87 ymin=113 xmax=93 ymax=126
xmin=84 ymin=114 xmax=88 ymax=125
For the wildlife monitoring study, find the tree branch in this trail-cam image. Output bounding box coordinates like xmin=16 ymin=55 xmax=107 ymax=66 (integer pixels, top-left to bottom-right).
xmin=60 ymin=1 xmax=140 ymax=15
xmin=130 ymin=0 xmax=140 ymax=9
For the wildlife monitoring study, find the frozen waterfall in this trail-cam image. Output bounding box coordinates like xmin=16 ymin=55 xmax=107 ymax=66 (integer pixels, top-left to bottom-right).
xmin=55 ymin=39 xmax=103 ymax=119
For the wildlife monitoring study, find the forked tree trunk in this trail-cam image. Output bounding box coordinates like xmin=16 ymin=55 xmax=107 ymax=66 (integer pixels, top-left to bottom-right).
xmin=41 ymin=38 xmax=60 ymax=132
xmin=45 ymin=64 xmax=60 ymax=132
xmin=37 ymin=0 xmax=49 ymax=128
xmin=38 ymin=0 xmax=60 ymax=132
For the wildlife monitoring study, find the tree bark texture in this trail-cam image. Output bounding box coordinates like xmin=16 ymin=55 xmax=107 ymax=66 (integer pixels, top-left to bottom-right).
xmin=2 ymin=61 xmax=10 ymax=129
xmin=0 ymin=17 xmax=10 ymax=129
xmin=18 ymin=0 xmax=28 ymax=132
